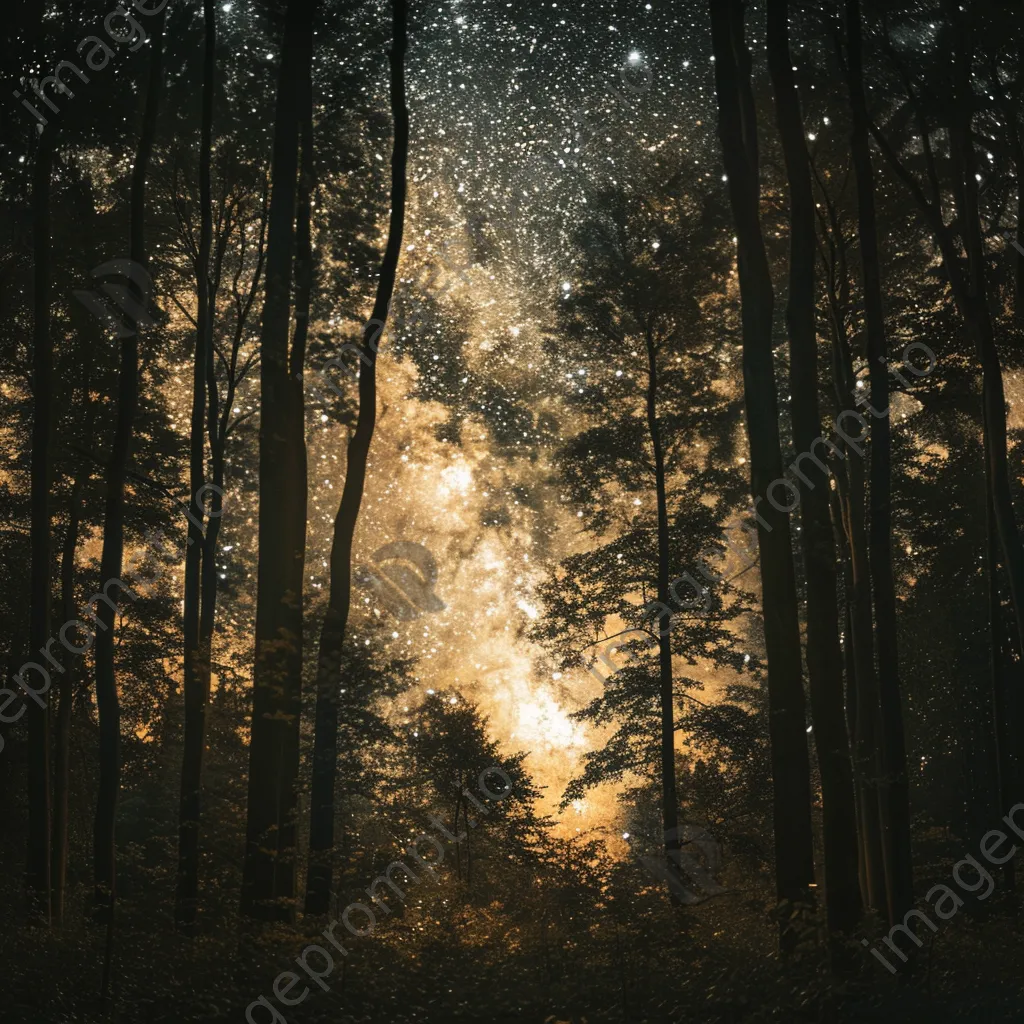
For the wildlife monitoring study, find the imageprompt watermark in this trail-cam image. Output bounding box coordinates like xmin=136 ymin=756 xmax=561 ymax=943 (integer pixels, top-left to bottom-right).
xmin=863 ymin=803 xmax=1024 ymax=972
xmin=301 ymin=299 xmax=393 ymax=408
xmin=245 ymin=765 xmax=512 ymax=1024
xmin=12 ymin=0 xmax=168 ymax=134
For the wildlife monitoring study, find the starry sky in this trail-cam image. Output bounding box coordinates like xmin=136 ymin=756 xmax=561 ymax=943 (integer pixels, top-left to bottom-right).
xmin=295 ymin=0 xmax=728 ymax=829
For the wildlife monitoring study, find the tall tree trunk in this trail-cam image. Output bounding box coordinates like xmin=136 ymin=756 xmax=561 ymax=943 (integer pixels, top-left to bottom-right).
xmin=243 ymin=0 xmax=316 ymax=921
xmin=845 ymin=0 xmax=913 ymax=927
xmin=0 ymin=653 xmax=15 ymax=836
xmin=93 ymin=9 xmax=165 ymax=982
xmin=767 ymin=0 xmax=860 ymax=936
xmin=27 ymin=124 xmax=56 ymax=925
xmin=176 ymin=0 xmax=216 ymax=934
xmin=947 ymin=5 xmax=1024 ymax=823
xmin=52 ymin=473 xmax=84 ymax=927
xmin=305 ymin=0 xmax=408 ymax=915
xmin=842 ymin=444 xmax=887 ymax=912
xmin=1006 ymin=37 xmax=1024 ymax=314
xmin=297 ymin=24 xmax=334 ymax=915
xmin=835 ymin=549 xmax=867 ymax=895
xmin=988 ymin=497 xmax=1019 ymax=890
xmin=643 ymin=323 xmax=682 ymax=898
xmin=708 ymin=0 xmax=815 ymax=945
xmin=819 ymin=171 xmax=887 ymax=913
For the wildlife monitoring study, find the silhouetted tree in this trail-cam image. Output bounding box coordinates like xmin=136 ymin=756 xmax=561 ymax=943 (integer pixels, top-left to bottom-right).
xmin=844 ymin=0 xmax=914 ymax=929
xmin=708 ymin=0 xmax=815 ymax=943
xmin=531 ymin=174 xmax=747 ymax=898
xmin=92 ymin=12 xmax=165 ymax=1008
xmin=242 ymin=0 xmax=316 ymax=921
xmin=177 ymin=0 xmax=216 ymax=934
xmin=305 ymin=0 xmax=409 ymax=915
xmin=768 ymin=0 xmax=861 ymax=935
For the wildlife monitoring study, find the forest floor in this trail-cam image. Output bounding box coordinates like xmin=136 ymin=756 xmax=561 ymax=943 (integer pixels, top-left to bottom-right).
xmin=2 ymin=867 xmax=1023 ymax=1024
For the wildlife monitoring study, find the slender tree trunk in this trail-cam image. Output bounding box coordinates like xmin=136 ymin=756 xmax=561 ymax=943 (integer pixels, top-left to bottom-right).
xmin=708 ymin=0 xmax=815 ymax=944
xmin=1007 ymin=38 xmax=1024 ymax=313
xmin=177 ymin=0 xmax=216 ymax=934
xmin=27 ymin=124 xmax=56 ymax=925
xmin=297 ymin=41 xmax=338 ymax=914
xmin=988 ymin=497 xmax=1019 ymax=891
xmin=835 ymin=546 xmax=869 ymax=900
xmin=643 ymin=323 xmax=682 ymax=896
xmin=243 ymin=0 xmax=316 ymax=921
xmin=52 ymin=474 xmax=84 ymax=927
xmin=948 ymin=7 xmax=1024 ymax=764
xmin=845 ymin=0 xmax=913 ymax=926
xmin=452 ymin=796 xmax=462 ymax=881
xmin=958 ymin=421 xmax=999 ymax=847
xmin=305 ymin=0 xmax=408 ymax=915
xmin=836 ymin=399 xmax=887 ymax=914
xmin=0 ymin=653 xmax=14 ymax=836
xmin=93 ymin=7 xmax=165 ymax=972
xmin=820 ymin=176 xmax=887 ymax=913
xmin=767 ymin=0 xmax=860 ymax=935
xmin=844 ymin=458 xmax=887 ymax=912
xmin=831 ymin=489 xmax=857 ymax=747
xmin=195 ymin=235 xmax=252 ymax=804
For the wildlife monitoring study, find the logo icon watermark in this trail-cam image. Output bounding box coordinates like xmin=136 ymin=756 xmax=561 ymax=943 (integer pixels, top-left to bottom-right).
xmin=73 ymin=258 xmax=158 ymax=338
xmin=354 ymin=541 xmax=445 ymax=621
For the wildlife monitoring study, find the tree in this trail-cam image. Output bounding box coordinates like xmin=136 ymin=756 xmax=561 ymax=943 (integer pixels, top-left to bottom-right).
xmin=869 ymin=2 xmax=1024 ymax=840
xmin=402 ymin=689 xmax=546 ymax=887
xmin=51 ymin=326 xmax=99 ymax=927
xmin=813 ymin=173 xmax=887 ymax=911
xmin=242 ymin=0 xmax=316 ymax=921
xmin=305 ymin=0 xmax=409 ymax=915
xmin=844 ymin=0 xmax=914 ymax=929
xmin=708 ymin=0 xmax=815 ymax=939
xmin=177 ymin=0 xmax=217 ymax=934
xmin=9 ymin=0 xmax=58 ymax=932
xmin=160 ymin=4 xmax=272 ymax=931
xmin=91 ymin=10 xmax=166 ymax=1005
xmin=27 ymin=123 xmax=57 ymax=926
xmin=767 ymin=0 xmax=861 ymax=936
xmin=531 ymin=173 xmax=747 ymax=898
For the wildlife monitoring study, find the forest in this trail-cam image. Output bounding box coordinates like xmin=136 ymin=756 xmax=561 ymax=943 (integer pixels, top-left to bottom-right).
xmin=2 ymin=0 xmax=1024 ymax=1020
